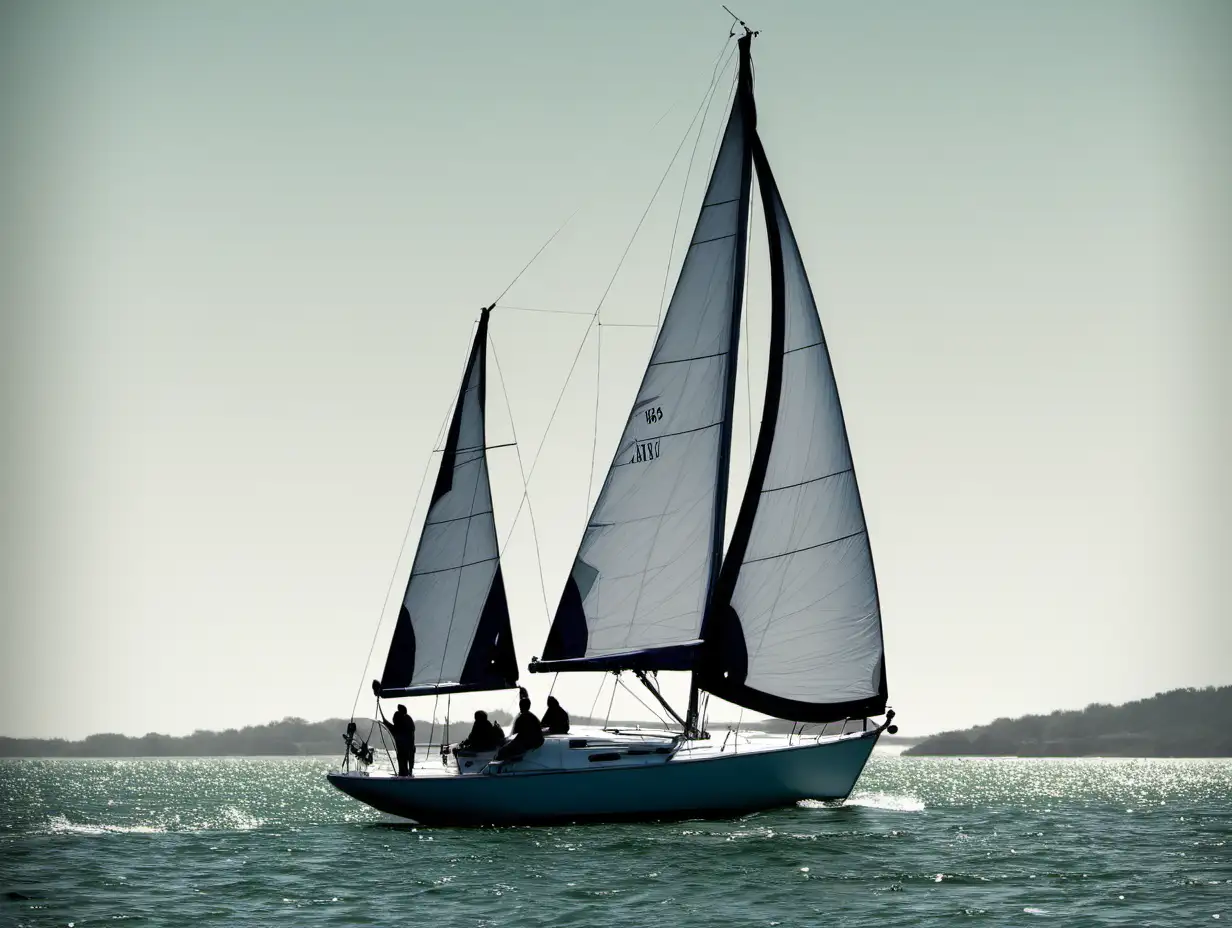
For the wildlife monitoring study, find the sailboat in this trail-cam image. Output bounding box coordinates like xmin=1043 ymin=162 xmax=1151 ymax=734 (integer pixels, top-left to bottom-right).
xmin=328 ymin=28 xmax=896 ymax=827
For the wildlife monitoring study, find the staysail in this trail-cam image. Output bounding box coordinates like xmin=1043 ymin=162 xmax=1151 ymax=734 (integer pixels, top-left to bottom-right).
xmin=531 ymin=39 xmax=757 ymax=673
xmin=699 ymin=130 xmax=888 ymax=722
xmin=377 ymin=305 xmax=518 ymax=697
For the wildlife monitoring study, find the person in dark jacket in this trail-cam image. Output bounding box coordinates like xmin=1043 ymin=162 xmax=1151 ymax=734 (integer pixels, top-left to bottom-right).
xmin=540 ymin=695 xmax=570 ymax=735
xmin=495 ymin=689 xmax=544 ymax=761
xmin=459 ymin=710 xmax=502 ymax=752
xmin=382 ymin=704 xmax=416 ymax=777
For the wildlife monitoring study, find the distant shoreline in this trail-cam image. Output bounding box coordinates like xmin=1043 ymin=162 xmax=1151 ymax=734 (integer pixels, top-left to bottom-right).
xmin=0 ymin=716 xmax=924 ymax=759
xmin=903 ymin=686 xmax=1231 ymax=759
xmin=15 ymin=687 xmax=1228 ymax=760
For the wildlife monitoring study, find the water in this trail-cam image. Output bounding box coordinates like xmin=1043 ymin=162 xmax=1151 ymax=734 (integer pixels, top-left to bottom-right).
xmin=1 ymin=753 xmax=1228 ymax=926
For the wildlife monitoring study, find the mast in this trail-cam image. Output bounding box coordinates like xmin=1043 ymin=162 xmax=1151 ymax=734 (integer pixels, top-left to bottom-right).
xmin=687 ymin=29 xmax=757 ymax=736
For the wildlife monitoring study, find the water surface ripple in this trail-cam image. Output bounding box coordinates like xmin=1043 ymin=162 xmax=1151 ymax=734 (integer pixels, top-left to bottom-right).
xmin=1 ymin=754 xmax=1227 ymax=926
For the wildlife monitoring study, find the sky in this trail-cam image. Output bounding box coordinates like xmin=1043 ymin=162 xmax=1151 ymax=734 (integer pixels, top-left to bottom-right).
xmin=2 ymin=1 xmax=1228 ymax=740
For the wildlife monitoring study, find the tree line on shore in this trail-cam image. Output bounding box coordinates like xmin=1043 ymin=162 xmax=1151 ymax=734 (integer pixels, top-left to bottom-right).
xmin=904 ymin=686 xmax=1231 ymax=757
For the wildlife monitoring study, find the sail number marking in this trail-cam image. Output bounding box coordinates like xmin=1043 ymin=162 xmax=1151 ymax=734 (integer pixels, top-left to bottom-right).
xmin=630 ymin=406 xmax=665 ymax=463
xmin=631 ymin=440 xmax=661 ymax=464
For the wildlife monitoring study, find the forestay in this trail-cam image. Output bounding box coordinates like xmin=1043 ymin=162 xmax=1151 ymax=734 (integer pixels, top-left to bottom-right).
xmin=378 ymin=306 xmax=518 ymax=697
xmin=700 ymin=134 xmax=888 ymax=722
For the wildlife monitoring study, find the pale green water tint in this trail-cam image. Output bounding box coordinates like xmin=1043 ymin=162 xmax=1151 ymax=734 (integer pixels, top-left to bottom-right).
xmin=1 ymin=755 xmax=1228 ymax=926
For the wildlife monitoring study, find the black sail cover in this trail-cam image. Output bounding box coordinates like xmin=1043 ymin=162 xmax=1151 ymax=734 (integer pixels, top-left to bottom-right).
xmin=699 ymin=133 xmax=888 ymax=721
xmin=533 ymin=39 xmax=755 ymax=673
xmin=378 ymin=306 xmax=518 ymax=697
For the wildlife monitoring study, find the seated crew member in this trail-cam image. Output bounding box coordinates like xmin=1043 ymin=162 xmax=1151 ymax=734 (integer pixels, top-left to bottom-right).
xmin=540 ymin=695 xmax=570 ymax=735
xmin=494 ymin=689 xmax=544 ymax=761
xmin=458 ymin=710 xmax=502 ymax=752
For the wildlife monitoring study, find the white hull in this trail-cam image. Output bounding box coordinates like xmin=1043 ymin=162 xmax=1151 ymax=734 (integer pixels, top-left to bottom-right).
xmin=327 ymin=728 xmax=880 ymax=827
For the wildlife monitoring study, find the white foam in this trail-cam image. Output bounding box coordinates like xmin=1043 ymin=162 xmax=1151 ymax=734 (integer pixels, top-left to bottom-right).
xmin=839 ymin=792 xmax=925 ymax=812
xmin=42 ymin=807 xmax=265 ymax=836
xmin=45 ymin=814 xmax=166 ymax=836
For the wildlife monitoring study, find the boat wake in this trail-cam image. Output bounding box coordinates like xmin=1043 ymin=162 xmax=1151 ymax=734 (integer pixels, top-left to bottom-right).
xmin=44 ymin=814 xmax=166 ymax=836
xmin=797 ymin=792 xmax=925 ymax=812
xmin=41 ymin=807 xmax=266 ymax=836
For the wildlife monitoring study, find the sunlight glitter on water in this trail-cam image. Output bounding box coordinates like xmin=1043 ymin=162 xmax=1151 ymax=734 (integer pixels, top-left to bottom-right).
xmin=1 ymin=755 xmax=1228 ymax=927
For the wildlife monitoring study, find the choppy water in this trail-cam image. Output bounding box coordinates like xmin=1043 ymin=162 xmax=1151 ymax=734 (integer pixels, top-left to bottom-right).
xmin=1 ymin=753 xmax=1228 ymax=926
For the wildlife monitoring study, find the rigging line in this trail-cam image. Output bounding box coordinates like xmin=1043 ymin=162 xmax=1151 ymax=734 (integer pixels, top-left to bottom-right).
xmin=604 ymin=673 xmax=620 ymax=728
xmin=488 ymin=337 xmax=553 ymax=626
xmin=492 ymin=34 xmax=737 ymax=306
xmin=486 ymin=55 xmax=737 ymax=567
xmin=587 ymin=63 xmax=727 ymax=333
xmin=496 ymin=305 xmax=594 ymax=316
xmin=493 ymin=311 xmax=598 ymax=557
xmin=616 ymin=676 xmax=673 ymax=730
xmin=493 ymin=208 xmax=580 ymax=304
xmin=424 ymin=693 xmax=441 ymax=764
xmin=585 ymin=321 xmax=602 ymax=517
xmin=375 ymin=699 xmax=396 ymax=773
xmin=657 ymin=41 xmax=741 ymax=327
xmin=587 ymin=673 xmax=608 ymax=722
xmin=347 ymin=324 xmax=474 ymax=720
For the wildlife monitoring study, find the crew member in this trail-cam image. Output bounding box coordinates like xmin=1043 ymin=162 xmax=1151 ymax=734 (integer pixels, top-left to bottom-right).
xmin=382 ymin=704 xmax=416 ymax=777
xmin=540 ymin=695 xmax=570 ymax=735
xmin=494 ymin=688 xmax=544 ymax=761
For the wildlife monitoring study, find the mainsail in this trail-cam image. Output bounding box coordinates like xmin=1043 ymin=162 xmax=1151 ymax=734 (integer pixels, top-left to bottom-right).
xmin=377 ymin=305 xmax=518 ymax=697
xmin=531 ymin=40 xmax=756 ymax=673
xmin=699 ymin=132 xmax=888 ymax=722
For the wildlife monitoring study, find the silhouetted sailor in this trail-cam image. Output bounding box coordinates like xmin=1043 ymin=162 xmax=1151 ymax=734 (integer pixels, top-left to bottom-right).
xmin=460 ymin=710 xmax=502 ymax=752
xmin=495 ymin=689 xmax=544 ymax=761
xmin=540 ymin=695 xmax=570 ymax=735
xmin=382 ymin=704 xmax=416 ymax=777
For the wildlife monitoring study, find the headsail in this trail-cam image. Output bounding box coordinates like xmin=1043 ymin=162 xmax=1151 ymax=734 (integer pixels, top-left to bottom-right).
xmin=699 ymin=131 xmax=888 ymax=722
xmin=532 ymin=39 xmax=757 ymax=673
xmin=377 ymin=305 xmax=518 ymax=697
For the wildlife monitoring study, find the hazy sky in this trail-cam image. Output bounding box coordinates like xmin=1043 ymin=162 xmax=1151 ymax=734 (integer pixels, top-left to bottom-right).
xmin=2 ymin=2 xmax=1228 ymax=740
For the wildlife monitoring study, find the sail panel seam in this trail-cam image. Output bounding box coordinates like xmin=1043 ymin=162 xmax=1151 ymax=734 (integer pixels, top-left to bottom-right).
xmin=412 ymin=556 xmax=499 ymax=578
xmin=740 ymin=529 xmax=866 ymax=566
xmin=648 ymin=349 xmax=727 ymax=368
xmin=783 ymin=340 xmax=824 ymax=356
xmin=760 ymin=468 xmax=853 ymax=494
xmin=690 ymin=232 xmax=737 ymax=246
xmin=425 ymin=510 xmax=495 ymax=527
